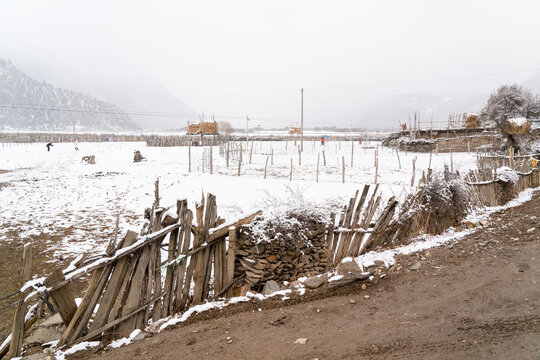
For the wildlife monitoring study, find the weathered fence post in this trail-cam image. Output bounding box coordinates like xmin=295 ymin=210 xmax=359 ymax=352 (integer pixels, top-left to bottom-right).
xmin=264 ymin=156 xmax=269 ymax=179
xmin=8 ymin=244 xmax=32 ymax=358
xmin=238 ymin=143 xmax=242 ymax=176
xmin=316 ymin=153 xmax=320 ymax=183
xmin=188 ymin=140 xmax=192 ymax=173
xmin=226 ymin=226 xmax=236 ymax=298
xmin=342 ymin=156 xmax=345 ymax=183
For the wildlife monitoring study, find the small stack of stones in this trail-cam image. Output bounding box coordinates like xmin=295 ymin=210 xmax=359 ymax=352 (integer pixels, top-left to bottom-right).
xmin=234 ymin=220 xmax=329 ymax=288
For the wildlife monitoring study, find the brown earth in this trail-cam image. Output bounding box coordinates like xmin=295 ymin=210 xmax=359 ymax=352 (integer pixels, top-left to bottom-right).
xmin=77 ymin=193 xmax=540 ymax=360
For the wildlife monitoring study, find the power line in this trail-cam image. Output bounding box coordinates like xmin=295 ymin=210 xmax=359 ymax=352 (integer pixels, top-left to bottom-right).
xmin=0 ymin=104 xmax=293 ymax=124
xmin=189 ymin=67 xmax=540 ymax=98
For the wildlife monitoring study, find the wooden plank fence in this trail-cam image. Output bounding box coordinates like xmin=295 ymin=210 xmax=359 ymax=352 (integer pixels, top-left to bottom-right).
xmin=327 ymin=184 xmax=398 ymax=264
xmin=1 ymin=190 xmax=261 ymax=355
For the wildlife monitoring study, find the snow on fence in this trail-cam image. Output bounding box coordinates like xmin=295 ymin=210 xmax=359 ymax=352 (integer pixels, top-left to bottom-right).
xmin=0 ymin=185 xmax=261 ymax=357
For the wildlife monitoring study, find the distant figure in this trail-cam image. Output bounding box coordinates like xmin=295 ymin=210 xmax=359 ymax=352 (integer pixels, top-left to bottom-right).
xmin=74 ymin=139 xmax=79 ymax=151
xmin=321 ymin=136 xmax=325 ymax=146
xmin=46 ymin=142 xmax=53 ymax=152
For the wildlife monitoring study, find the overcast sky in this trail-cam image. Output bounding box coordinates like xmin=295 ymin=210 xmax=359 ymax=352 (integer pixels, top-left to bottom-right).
xmin=1 ymin=0 xmax=540 ymax=128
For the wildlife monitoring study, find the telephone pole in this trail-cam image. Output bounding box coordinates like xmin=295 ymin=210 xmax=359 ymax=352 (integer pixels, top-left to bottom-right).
xmin=246 ymin=115 xmax=249 ymax=146
xmin=301 ymin=88 xmax=304 ymax=152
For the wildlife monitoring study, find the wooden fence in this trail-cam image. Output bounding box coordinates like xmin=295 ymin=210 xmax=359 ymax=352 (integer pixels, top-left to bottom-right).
xmin=467 ymin=169 xmax=540 ymax=207
xmin=0 ymin=191 xmax=260 ymax=357
xmin=327 ymin=184 xmax=398 ymax=264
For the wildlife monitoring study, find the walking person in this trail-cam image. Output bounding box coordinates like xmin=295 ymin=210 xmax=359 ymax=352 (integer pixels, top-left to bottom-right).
xmin=46 ymin=142 xmax=53 ymax=152
xmin=74 ymin=139 xmax=79 ymax=151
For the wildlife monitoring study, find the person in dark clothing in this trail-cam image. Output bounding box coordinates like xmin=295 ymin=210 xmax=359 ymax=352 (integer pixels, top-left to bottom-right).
xmin=46 ymin=142 xmax=53 ymax=152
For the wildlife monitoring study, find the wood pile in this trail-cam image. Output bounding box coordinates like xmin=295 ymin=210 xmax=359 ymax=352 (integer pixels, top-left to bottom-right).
xmin=235 ymin=220 xmax=328 ymax=287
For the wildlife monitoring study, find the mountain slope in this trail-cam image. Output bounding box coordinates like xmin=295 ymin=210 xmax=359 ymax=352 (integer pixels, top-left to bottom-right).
xmin=5 ymin=55 xmax=194 ymax=130
xmin=0 ymin=59 xmax=139 ymax=131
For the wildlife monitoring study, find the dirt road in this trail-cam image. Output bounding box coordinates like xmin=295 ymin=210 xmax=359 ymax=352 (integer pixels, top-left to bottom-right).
xmin=83 ymin=194 xmax=539 ymax=359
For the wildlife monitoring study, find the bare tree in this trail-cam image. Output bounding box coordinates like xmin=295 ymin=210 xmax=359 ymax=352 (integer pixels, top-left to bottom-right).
xmin=480 ymin=84 xmax=540 ymax=151
xmin=218 ymin=121 xmax=234 ymax=136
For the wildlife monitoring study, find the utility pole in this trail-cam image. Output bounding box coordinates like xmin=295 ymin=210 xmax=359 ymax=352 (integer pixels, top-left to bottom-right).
xmin=246 ymin=115 xmax=249 ymax=146
xmin=301 ymin=88 xmax=304 ymax=152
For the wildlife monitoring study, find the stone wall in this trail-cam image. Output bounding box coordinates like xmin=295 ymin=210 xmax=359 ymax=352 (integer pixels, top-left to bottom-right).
xmin=234 ymin=221 xmax=329 ymax=288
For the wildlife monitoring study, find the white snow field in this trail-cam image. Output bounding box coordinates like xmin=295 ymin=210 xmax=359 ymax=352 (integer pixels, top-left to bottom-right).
xmin=0 ymin=140 xmax=478 ymax=259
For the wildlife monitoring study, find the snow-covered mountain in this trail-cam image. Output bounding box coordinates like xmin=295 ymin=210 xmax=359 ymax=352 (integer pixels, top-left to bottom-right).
xmin=0 ymin=59 xmax=139 ymax=131
xmin=6 ymin=56 xmax=194 ymax=130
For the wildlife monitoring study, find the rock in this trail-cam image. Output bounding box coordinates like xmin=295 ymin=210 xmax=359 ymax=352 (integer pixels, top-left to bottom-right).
xmin=303 ymin=275 xmax=327 ymax=289
xmin=294 ymin=338 xmax=308 ymax=344
xmin=337 ymin=260 xmax=363 ymax=275
xmin=479 ymin=219 xmax=490 ymax=227
xmin=130 ymin=329 xmax=147 ymax=342
xmin=25 ymin=326 xmax=64 ymax=345
xmin=40 ymin=313 xmax=63 ymax=328
xmin=361 ymin=283 xmax=367 ymax=290
xmin=81 ymin=155 xmax=96 ymax=164
xmin=134 ymin=150 xmax=144 ymax=162
xmin=526 ymin=227 xmax=535 ymax=233
xmin=262 ymin=280 xmax=281 ymax=296
xmin=517 ymin=263 xmax=530 ymax=272
xmin=410 ymin=261 xmax=421 ymax=271
xmin=21 ymin=353 xmax=55 ymax=360
xmin=364 ymin=295 xmax=370 ymax=299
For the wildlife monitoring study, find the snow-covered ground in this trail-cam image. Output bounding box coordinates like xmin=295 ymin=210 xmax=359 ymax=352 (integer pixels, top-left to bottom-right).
xmin=0 ymin=140 xmax=478 ymax=259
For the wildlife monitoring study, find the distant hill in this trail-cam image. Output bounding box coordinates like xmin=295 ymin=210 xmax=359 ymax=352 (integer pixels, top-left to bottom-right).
xmin=0 ymin=59 xmax=139 ymax=131
xmin=6 ymin=56 xmax=194 ymax=130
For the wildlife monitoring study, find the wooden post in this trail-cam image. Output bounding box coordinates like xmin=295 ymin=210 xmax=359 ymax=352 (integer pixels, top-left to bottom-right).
xmin=226 ymin=142 xmax=230 ymax=168
xmin=351 ymin=141 xmax=354 ymax=167
xmin=290 ymin=158 xmax=293 ymax=181
xmin=450 ymin=149 xmax=454 ymax=173
xmin=298 ymin=145 xmax=302 ymax=165
xmin=44 ymin=269 xmax=78 ymax=327
xmin=411 ymin=157 xmax=417 ymax=186
xmin=8 ymin=244 xmax=32 ymax=358
xmin=238 ymin=143 xmax=242 ymax=176
xmin=188 ymin=140 xmax=191 ymax=173
xmin=249 ymin=142 xmax=253 ymax=164
xmin=322 ymin=149 xmax=326 ymax=166
xmin=264 ymin=156 xmax=269 ymax=179
xmin=374 ymin=150 xmax=379 ymax=184
xmin=271 ymin=148 xmax=274 ymax=165
xmin=396 ymin=148 xmax=401 ymax=169
xmin=209 ymin=146 xmax=213 ymax=174
xmin=509 ymin=146 xmax=515 ymax=169
xmin=316 ymin=153 xmax=320 ymax=183
xmin=226 ymin=227 xmax=236 ymax=298
xmin=342 ymin=156 xmax=345 ymax=183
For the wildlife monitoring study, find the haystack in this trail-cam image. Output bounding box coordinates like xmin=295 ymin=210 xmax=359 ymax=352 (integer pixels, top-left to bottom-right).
xmin=506 ymin=117 xmax=531 ymax=135
xmin=187 ymin=121 xmax=219 ymax=135
xmin=465 ymin=114 xmax=479 ymax=128
xmin=289 ymin=127 xmax=301 ymax=135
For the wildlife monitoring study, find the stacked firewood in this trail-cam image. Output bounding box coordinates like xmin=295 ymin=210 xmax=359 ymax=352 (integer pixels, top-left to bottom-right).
xmin=235 ymin=221 xmax=329 ymax=287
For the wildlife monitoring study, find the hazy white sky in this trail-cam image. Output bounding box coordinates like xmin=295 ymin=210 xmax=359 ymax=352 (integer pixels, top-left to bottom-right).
xmin=1 ymin=0 xmax=540 ymax=128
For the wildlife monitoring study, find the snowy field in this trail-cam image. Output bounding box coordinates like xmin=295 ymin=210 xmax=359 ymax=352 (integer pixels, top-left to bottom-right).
xmin=0 ymin=140 xmax=478 ymax=260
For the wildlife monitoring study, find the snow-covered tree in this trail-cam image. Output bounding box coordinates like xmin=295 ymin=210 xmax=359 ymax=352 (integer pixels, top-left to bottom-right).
xmin=480 ymin=84 xmax=540 ymax=151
